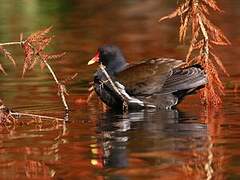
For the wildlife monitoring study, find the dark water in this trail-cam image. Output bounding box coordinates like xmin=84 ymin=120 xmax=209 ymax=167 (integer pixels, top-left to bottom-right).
xmin=0 ymin=0 xmax=240 ymax=179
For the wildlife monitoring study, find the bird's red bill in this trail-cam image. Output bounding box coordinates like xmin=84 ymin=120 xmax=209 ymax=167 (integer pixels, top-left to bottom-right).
xmin=88 ymin=52 xmax=100 ymax=65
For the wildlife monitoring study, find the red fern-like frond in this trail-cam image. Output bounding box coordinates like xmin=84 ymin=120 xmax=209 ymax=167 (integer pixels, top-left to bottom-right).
xmin=0 ymin=27 xmax=70 ymax=112
xmin=21 ymin=27 xmax=62 ymax=76
xmin=0 ymin=46 xmax=16 ymax=66
xmin=202 ymin=0 xmax=222 ymax=12
xmin=26 ymin=26 xmax=52 ymax=45
xmin=46 ymin=52 xmax=66 ymax=60
xmin=160 ymin=0 xmax=230 ymax=107
xmin=159 ymin=1 xmax=190 ymax=22
xmin=0 ymin=45 xmax=17 ymax=75
xmin=0 ymin=64 xmax=7 ymax=75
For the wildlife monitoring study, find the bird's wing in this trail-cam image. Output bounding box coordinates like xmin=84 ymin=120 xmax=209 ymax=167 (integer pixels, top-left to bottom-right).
xmin=160 ymin=66 xmax=207 ymax=94
xmin=115 ymin=58 xmax=185 ymax=95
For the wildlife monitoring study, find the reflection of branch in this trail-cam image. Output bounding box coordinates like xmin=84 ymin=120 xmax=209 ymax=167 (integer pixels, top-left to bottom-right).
xmin=10 ymin=112 xmax=64 ymax=121
xmin=205 ymin=136 xmax=213 ymax=180
xmin=0 ymin=101 xmax=64 ymax=122
xmin=0 ymin=99 xmax=65 ymax=129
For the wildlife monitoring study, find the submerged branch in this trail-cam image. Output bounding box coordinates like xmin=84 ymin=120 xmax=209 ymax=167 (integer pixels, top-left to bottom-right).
xmin=10 ymin=112 xmax=64 ymax=121
xmin=0 ymin=100 xmax=64 ymax=126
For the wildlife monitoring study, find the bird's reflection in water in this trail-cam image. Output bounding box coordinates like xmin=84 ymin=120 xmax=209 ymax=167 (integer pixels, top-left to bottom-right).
xmin=94 ymin=109 xmax=208 ymax=169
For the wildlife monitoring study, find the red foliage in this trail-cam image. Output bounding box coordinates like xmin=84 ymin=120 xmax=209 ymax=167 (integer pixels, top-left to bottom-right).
xmin=0 ymin=27 xmax=70 ymax=112
xmin=0 ymin=45 xmax=16 ymax=74
xmin=160 ymin=0 xmax=230 ymax=107
xmin=22 ymin=26 xmax=66 ymax=76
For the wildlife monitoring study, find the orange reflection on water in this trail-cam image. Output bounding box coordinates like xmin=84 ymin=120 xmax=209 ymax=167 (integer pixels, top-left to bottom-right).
xmin=0 ymin=0 xmax=240 ymax=179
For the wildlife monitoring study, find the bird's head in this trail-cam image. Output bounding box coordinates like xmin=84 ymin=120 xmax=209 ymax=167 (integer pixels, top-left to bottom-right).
xmin=88 ymin=45 xmax=127 ymax=74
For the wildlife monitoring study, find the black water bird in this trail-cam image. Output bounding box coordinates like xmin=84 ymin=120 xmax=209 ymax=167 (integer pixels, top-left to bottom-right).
xmin=88 ymin=45 xmax=207 ymax=110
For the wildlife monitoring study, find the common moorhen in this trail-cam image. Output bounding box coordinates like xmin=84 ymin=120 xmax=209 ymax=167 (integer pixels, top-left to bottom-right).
xmin=88 ymin=45 xmax=207 ymax=110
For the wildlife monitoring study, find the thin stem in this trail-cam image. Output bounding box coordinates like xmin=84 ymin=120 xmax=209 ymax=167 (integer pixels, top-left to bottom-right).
xmin=197 ymin=13 xmax=209 ymax=60
xmin=99 ymin=64 xmax=123 ymax=99
xmin=99 ymin=64 xmax=128 ymax=111
xmin=42 ymin=58 xmax=59 ymax=83
xmin=40 ymin=55 xmax=69 ymax=111
xmin=26 ymin=42 xmax=69 ymax=111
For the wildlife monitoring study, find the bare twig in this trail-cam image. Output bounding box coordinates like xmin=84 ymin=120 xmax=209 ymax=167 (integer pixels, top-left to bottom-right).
xmin=38 ymin=53 xmax=69 ymax=111
xmin=99 ymin=64 xmax=128 ymax=111
xmin=0 ymin=41 xmax=25 ymax=46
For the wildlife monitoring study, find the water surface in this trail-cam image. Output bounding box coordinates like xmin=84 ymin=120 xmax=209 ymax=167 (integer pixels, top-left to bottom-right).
xmin=0 ymin=0 xmax=240 ymax=179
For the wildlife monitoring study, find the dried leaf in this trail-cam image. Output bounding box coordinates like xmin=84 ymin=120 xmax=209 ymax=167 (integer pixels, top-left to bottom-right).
xmin=35 ymin=36 xmax=53 ymax=52
xmin=210 ymin=52 xmax=229 ymax=76
xmin=200 ymin=4 xmax=210 ymax=15
xmin=186 ymin=29 xmax=200 ymax=62
xmin=202 ymin=0 xmax=223 ymax=13
xmin=0 ymin=64 xmax=7 ymax=75
xmin=159 ymin=1 xmax=189 ymax=22
xmin=62 ymin=73 xmax=78 ymax=85
xmin=0 ymin=46 xmax=16 ymax=66
xmin=200 ymin=12 xmax=231 ymax=45
xmin=193 ymin=39 xmax=204 ymax=50
xmin=22 ymin=27 xmax=58 ymax=74
xmin=179 ymin=13 xmax=190 ymax=42
xmin=29 ymin=56 xmax=39 ymax=70
xmin=45 ymin=52 xmax=66 ymax=60
xmin=210 ymin=40 xmax=229 ymax=46
xmin=206 ymin=59 xmax=225 ymax=93
xmin=22 ymin=42 xmax=34 ymax=76
xmin=27 ymin=26 xmax=52 ymax=44
xmin=187 ymin=55 xmax=201 ymax=66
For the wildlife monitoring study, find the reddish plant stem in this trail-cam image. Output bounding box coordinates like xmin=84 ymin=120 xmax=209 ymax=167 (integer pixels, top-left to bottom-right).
xmin=0 ymin=40 xmax=69 ymax=111
xmin=38 ymin=53 xmax=69 ymax=111
xmin=26 ymin=42 xmax=70 ymax=111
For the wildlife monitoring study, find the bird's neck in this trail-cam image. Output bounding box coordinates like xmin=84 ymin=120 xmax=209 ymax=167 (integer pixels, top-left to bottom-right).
xmin=106 ymin=57 xmax=128 ymax=75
